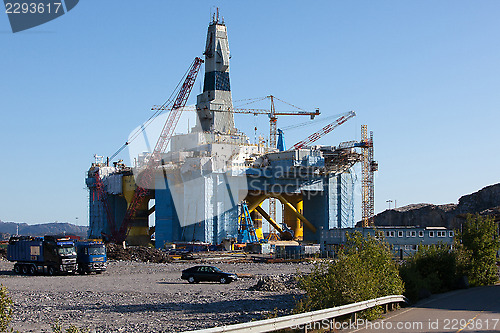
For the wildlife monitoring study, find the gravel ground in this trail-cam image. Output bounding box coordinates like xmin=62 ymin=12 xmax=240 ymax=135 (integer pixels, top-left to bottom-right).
xmin=0 ymin=259 xmax=311 ymax=332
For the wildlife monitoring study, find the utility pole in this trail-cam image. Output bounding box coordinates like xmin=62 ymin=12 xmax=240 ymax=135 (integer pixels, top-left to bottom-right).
xmin=386 ymin=200 xmax=393 ymax=210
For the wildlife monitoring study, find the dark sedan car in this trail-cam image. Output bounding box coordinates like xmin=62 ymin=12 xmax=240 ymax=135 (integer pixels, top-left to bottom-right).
xmin=181 ymin=265 xmax=238 ymax=284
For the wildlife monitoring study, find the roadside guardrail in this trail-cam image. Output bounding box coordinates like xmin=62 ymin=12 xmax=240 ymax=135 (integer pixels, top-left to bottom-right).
xmin=183 ymin=294 xmax=408 ymax=333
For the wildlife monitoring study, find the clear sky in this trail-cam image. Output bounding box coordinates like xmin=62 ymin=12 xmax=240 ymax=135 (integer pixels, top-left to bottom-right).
xmin=1 ymin=1 xmax=499 ymax=226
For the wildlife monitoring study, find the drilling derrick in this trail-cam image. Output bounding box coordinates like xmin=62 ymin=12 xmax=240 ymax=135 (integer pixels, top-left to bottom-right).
xmin=361 ymin=125 xmax=377 ymax=227
xmin=196 ymin=10 xmax=235 ymax=134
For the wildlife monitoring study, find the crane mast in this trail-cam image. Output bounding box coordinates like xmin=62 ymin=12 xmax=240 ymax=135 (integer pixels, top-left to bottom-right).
xmin=361 ymin=125 xmax=377 ymax=227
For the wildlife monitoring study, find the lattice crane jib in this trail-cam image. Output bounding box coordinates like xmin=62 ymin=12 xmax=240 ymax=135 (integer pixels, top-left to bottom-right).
xmin=290 ymin=111 xmax=356 ymax=150
xmin=99 ymin=57 xmax=204 ymax=243
xmin=151 ymin=57 xmax=204 ymax=165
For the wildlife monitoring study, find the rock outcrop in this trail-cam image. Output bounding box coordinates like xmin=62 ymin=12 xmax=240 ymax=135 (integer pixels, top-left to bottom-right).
xmin=360 ymin=183 xmax=500 ymax=229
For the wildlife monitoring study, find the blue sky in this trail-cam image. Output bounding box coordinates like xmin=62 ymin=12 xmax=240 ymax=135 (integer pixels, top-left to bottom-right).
xmin=1 ymin=1 xmax=499 ymax=225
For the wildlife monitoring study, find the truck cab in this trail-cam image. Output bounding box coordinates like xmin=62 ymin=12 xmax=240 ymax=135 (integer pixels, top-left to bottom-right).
xmin=43 ymin=236 xmax=78 ymax=274
xmin=75 ymin=241 xmax=107 ymax=274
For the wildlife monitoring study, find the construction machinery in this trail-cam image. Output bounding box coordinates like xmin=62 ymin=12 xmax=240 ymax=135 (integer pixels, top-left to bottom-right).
xmin=91 ymin=57 xmax=204 ymax=244
xmin=290 ymin=111 xmax=356 ymax=150
xmin=237 ymin=202 xmax=258 ymax=243
xmin=361 ymin=125 xmax=377 ymax=227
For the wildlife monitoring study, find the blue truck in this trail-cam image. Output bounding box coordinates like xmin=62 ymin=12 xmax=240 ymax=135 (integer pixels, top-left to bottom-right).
xmin=7 ymin=235 xmax=77 ymax=275
xmin=75 ymin=240 xmax=107 ymax=274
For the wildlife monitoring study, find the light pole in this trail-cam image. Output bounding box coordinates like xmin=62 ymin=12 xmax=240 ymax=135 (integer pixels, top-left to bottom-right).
xmin=386 ymin=200 xmax=393 ymax=210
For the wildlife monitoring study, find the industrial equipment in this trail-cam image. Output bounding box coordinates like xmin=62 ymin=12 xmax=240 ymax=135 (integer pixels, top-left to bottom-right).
xmin=361 ymin=125 xmax=377 ymax=227
xmin=238 ymin=202 xmax=258 ymax=243
xmin=92 ymin=57 xmax=203 ymax=243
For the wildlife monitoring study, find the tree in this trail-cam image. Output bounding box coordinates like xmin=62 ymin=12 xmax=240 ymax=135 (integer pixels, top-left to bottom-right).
xmin=295 ymin=232 xmax=404 ymax=319
xmin=458 ymin=214 xmax=499 ymax=286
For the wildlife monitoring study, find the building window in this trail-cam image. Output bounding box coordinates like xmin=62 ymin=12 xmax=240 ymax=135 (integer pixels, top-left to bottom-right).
xmin=449 ymin=231 xmax=454 ymax=237
xmin=419 ymin=231 xmax=424 ymax=237
xmin=437 ymin=231 xmax=446 ymax=237
xmin=411 ymin=231 xmax=416 ymax=237
xmin=429 ymin=231 xmax=435 ymax=237
xmin=398 ymin=231 xmax=404 ymax=237
xmin=386 ymin=231 xmax=395 ymax=237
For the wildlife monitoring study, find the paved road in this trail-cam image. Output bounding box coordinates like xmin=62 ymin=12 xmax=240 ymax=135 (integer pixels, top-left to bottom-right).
xmin=346 ymin=285 xmax=500 ymax=333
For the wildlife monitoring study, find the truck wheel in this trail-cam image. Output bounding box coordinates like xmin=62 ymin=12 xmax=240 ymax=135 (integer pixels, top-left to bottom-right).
xmin=21 ymin=265 xmax=28 ymax=275
xmin=47 ymin=266 xmax=55 ymax=276
xmin=29 ymin=265 xmax=36 ymax=275
xmin=13 ymin=265 xmax=20 ymax=274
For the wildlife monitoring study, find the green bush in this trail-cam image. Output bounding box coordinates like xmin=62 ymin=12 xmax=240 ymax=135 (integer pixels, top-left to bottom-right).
xmin=399 ymin=244 xmax=457 ymax=302
xmin=295 ymin=232 xmax=404 ymax=319
xmin=400 ymin=214 xmax=500 ymax=302
xmin=457 ymin=214 xmax=500 ymax=286
xmin=0 ymin=285 xmax=14 ymax=333
xmin=51 ymin=321 xmax=89 ymax=333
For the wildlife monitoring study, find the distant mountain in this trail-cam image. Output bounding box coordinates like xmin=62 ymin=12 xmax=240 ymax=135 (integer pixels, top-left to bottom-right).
xmin=359 ymin=183 xmax=500 ymax=229
xmin=0 ymin=221 xmax=88 ymax=239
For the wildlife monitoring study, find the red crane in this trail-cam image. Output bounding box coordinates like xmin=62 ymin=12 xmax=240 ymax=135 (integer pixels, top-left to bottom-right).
xmin=289 ymin=111 xmax=356 ymax=150
xmin=93 ymin=57 xmax=204 ymax=243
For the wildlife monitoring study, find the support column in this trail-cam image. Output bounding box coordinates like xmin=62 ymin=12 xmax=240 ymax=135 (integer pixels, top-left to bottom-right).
xmin=282 ymin=194 xmax=304 ymax=240
xmin=250 ymin=209 xmax=263 ymax=240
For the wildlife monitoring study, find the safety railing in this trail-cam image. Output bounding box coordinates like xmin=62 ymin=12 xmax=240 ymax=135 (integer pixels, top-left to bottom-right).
xmin=182 ymin=294 xmax=408 ymax=333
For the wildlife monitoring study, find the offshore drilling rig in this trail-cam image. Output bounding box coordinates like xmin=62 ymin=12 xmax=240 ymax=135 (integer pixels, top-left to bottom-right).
xmin=85 ymin=12 xmax=376 ymax=248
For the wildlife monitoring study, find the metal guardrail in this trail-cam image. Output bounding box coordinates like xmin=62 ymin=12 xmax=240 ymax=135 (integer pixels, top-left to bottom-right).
xmin=183 ymin=294 xmax=408 ymax=333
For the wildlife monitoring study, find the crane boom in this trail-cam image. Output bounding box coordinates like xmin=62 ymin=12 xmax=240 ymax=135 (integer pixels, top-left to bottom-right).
xmin=149 ymin=57 xmax=204 ymax=165
xmin=150 ymin=105 xmax=319 ymax=117
xmin=111 ymin=57 xmax=203 ymax=243
xmin=290 ymin=111 xmax=356 ymax=150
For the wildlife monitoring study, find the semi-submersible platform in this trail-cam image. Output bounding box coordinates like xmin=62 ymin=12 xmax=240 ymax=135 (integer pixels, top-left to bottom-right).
xmin=85 ymin=14 xmax=376 ymax=248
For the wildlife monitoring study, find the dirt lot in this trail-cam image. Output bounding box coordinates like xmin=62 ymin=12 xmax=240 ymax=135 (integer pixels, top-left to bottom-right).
xmin=0 ymin=259 xmax=311 ymax=332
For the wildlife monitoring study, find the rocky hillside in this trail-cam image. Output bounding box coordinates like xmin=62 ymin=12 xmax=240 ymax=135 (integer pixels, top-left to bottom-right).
xmin=0 ymin=221 xmax=88 ymax=239
xmin=363 ymin=183 xmax=500 ymax=229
